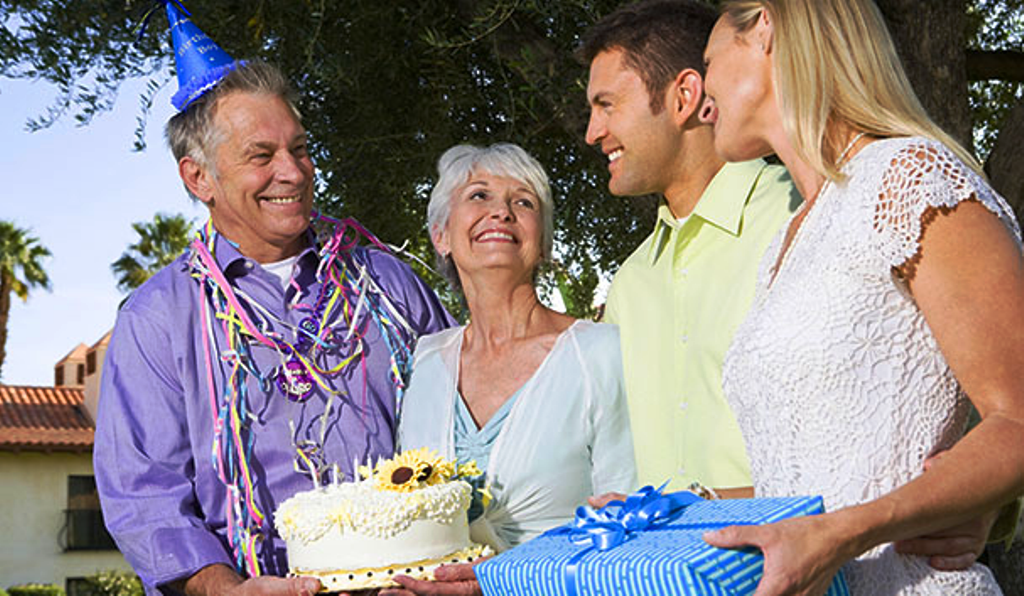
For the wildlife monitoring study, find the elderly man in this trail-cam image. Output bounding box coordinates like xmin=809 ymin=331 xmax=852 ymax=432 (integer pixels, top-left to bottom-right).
xmin=94 ymin=11 xmax=450 ymax=595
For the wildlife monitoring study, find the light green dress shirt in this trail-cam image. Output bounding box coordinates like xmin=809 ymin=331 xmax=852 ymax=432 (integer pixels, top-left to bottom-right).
xmin=604 ymin=159 xmax=801 ymax=490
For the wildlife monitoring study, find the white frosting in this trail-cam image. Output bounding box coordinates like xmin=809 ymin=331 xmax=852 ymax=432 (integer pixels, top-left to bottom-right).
xmin=275 ymin=477 xmax=475 ymax=572
xmin=287 ymin=518 xmax=471 ymax=571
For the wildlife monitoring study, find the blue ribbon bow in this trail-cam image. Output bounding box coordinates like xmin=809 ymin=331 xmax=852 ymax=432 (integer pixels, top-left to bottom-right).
xmin=538 ymin=484 xmax=704 ymax=596
xmin=563 ymin=483 xmax=703 ymax=551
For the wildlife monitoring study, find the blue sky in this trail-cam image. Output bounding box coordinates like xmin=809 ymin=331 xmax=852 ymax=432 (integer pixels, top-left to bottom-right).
xmin=2 ymin=76 xmax=204 ymax=385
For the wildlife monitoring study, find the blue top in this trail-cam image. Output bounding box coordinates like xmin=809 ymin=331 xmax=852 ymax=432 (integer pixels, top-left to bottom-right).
xmin=453 ymin=388 xmax=520 ymax=522
xmin=398 ymin=321 xmax=637 ymax=551
xmin=94 ymin=229 xmax=452 ymax=592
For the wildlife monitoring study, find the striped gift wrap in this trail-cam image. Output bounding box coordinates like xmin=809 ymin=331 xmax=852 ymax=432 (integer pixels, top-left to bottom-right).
xmin=476 ymin=495 xmax=849 ymax=596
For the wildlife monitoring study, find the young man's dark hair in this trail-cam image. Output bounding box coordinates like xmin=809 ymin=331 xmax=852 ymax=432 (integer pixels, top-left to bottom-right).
xmin=578 ymin=0 xmax=718 ymax=113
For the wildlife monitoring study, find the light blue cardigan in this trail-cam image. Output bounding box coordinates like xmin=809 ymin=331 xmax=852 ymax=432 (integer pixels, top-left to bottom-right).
xmin=397 ymin=320 xmax=638 ymax=551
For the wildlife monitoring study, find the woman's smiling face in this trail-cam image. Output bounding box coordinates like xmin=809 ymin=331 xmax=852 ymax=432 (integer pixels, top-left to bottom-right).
xmin=434 ymin=170 xmax=544 ymax=284
xmin=701 ymin=14 xmax=778 ymax=162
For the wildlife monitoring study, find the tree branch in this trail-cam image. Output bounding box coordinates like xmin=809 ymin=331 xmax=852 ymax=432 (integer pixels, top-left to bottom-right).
xmin=967 ymin=49 xmax=1024 ymax=82
xmin=448 ymin=0 xmax=591 ymax=143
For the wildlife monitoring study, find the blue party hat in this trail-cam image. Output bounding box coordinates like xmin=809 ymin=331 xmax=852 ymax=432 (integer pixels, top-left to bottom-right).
xmin=165 ymin=1 xmax=239 ymax=111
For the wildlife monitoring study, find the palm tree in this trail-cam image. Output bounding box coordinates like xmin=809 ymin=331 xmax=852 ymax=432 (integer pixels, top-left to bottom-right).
xmin=0 ymin=221 xmax=52 ymax=380
xmin=111 ymin=213 xmax=194 ymax=293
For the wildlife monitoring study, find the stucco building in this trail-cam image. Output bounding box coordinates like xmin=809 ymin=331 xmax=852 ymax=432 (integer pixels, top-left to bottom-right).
xmin=0 ymin=332 xmax=132 ymax=593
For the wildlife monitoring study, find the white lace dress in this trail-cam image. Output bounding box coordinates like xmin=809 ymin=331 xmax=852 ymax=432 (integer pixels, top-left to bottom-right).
xmin=722 ymin=137 xmax=1020 ymax=595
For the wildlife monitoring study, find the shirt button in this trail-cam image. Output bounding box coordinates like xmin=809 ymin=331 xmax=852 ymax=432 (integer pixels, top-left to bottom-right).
xmin=680 ymin=334 xmax=688 ymax=343
xmin=679 ymin=401 xmax=688 ymax=411
xmin=680 ymin=267 xmax=689 ymax=276
xmin=245 ymin=261 xmax=254 ymax=270
xmin=677 ymin=467 xmax=687 ymax=477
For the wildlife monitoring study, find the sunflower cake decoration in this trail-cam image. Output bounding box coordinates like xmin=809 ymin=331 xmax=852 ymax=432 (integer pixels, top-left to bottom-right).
xmin=361 ymin=449 xmax=485 ymax=498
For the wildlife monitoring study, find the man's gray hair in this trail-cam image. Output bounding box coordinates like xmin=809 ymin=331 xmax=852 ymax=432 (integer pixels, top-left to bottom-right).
xmin=165 ymin=61 xmax=300 ymax=199
xmin=427 ymin=143 xmax=554 ymax=293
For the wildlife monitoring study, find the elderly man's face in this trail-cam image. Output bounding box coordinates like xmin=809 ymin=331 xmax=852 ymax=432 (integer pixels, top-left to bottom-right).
xmin=199 ymin=91 xmax=315 ymax=262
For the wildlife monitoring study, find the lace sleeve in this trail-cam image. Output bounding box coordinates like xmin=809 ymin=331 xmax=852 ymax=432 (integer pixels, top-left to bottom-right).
xmin=871 ymin=138 xmax=1022 ymax=270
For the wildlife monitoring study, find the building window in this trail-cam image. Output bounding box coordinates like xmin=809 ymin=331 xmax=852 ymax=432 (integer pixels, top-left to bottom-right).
xmin=86 ymin=351 xmax=97 ymax=375
xmin=64 ymin=475 xmax=116 ymax=550
xmin=77 ymin=363 xmax=85 ymax=384
xmin=55 ymin=366 xmax=65 ymax=387
xmin=66 ymin=577 xmax=91 ymax=596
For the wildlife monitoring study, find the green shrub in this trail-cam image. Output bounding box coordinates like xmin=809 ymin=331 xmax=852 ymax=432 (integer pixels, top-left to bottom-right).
xmin=7 ymin=584 xmax=64 ymax=596
xmin=82 ymin=572 xmax=143 ymax=596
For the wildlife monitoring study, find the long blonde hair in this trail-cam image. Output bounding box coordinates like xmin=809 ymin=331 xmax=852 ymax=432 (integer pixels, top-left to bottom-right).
xmin=721 ymin=0 xmax=982 ymax=181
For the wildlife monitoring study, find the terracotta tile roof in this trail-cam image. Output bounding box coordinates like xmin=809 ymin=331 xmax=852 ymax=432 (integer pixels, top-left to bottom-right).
xmin=0 ymin=385 xmax=93 ymax=452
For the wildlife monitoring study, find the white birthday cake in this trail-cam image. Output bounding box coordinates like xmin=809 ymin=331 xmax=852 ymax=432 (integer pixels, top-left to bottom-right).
xmin=275 ymin=449 xmax=491 ymax=591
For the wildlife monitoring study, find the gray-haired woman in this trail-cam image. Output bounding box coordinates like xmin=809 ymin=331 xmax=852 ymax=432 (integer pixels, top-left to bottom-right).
xmin=388 ymin=143 xmax=636 ymax=594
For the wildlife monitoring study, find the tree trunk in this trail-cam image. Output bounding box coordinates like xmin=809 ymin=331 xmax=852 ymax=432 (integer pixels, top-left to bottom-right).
xmin=876 ymin=0 xmax=973 ymax=148
xmin=986 ymin=99 xmax=1024 ymax=218
xmin=0 ymin=271 xmax=11 ymax=381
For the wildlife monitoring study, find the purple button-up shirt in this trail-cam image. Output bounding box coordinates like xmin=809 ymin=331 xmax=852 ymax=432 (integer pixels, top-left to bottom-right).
xmin=94 ymin=232 xmax=452 ymax=592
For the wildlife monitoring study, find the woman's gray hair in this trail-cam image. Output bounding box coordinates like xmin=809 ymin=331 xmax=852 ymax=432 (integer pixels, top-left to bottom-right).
xmin=427 ymin=143 xmax=554 ymax=292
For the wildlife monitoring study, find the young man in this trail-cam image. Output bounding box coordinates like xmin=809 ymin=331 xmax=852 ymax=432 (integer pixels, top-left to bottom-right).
xmin=584 ymin=0 xmax=797 ymax=496
xmin=583 ymin=0 xmax=998 ymax=570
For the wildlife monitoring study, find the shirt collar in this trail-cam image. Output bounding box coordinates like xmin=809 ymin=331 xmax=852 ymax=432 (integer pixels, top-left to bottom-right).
xmin=213 ymin=226 xmax=320 ymax=278
xmin=647 ymin=159 xmax=768 ymax=265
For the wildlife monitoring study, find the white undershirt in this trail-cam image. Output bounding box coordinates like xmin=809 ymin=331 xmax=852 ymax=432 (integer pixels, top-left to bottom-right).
xmin=261 ymin=255 xmax=300 ymax=290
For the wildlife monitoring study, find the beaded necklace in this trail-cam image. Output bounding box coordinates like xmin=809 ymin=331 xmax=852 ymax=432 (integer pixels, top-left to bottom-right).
xmin=187 ymin=213 xmax=416 ymax=577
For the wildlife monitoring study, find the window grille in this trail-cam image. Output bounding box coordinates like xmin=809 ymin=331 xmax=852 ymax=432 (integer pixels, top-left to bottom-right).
xmin=64 ymin=475 xmax=116 ymax=551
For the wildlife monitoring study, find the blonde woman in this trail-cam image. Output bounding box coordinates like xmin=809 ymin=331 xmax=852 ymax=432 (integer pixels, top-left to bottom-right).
xmin=699 ymin=0 xmax=1024 ymax=594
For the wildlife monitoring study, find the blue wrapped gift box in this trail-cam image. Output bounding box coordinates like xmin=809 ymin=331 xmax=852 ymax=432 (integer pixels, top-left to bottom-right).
xmin=477 ymin=489 xmax=849 ymax=596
